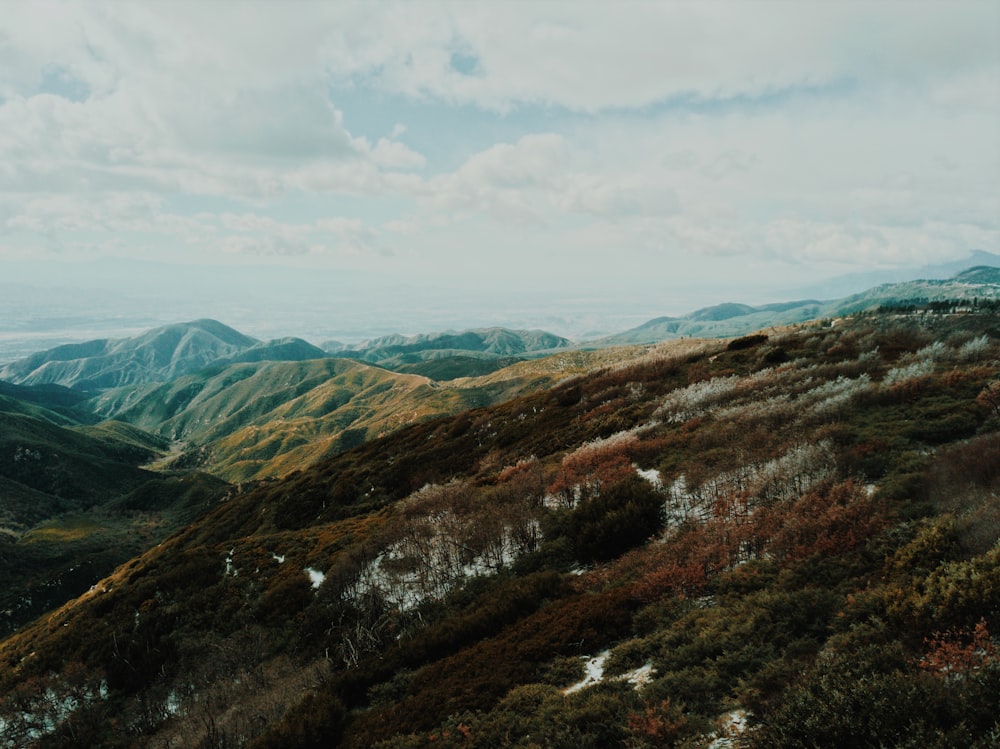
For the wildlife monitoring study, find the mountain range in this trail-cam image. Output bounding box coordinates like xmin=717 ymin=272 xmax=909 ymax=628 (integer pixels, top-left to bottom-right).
xmin=5 ymin=264 xmax=999 ymax=393
xmin=0 ymin=262 xmax=999 ymax=746
xmin=1 ymin=264 xmax=996 ymax=485
xmin=1 ymin=301 xmax=998 ymax=747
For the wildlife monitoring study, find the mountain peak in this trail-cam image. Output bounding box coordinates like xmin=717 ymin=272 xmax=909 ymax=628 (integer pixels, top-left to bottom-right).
xmin=0 ymin=320 xmax=261 ymax=390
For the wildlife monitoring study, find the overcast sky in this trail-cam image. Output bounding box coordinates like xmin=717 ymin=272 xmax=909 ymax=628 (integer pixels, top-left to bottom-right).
xmin=1 ymin=1 xmax=999 ymax=333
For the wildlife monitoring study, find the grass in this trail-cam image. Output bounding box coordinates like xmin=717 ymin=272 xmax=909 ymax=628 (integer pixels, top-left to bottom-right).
xmin=22 ymin=516 xmax=104 ymax=544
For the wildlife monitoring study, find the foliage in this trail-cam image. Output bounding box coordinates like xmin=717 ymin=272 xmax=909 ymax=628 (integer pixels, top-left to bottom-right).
xmin=2 ymin=309 xmax=1000 ymax=748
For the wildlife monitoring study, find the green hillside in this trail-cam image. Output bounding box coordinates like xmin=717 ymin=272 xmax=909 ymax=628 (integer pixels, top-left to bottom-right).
xmin=87 ymin=343 xmax=703 ymax=482
xmin=332 ymin=327 xmax=572 ymax=368
xmin=87 ymin=359 xmax=483 ymax=481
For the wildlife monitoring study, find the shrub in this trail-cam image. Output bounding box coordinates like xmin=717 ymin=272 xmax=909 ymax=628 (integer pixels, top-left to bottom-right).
xmin=553 ymin=476 xmax=664 ymax=562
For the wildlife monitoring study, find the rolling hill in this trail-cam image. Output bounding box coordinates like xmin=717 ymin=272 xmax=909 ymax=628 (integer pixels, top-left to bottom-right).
xmin=327 ymin=327 xmax=572 ymax=368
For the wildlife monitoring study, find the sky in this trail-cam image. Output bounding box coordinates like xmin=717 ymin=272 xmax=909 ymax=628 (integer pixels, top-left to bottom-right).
xmin=1 ymin=1 xmax=999 ymax=341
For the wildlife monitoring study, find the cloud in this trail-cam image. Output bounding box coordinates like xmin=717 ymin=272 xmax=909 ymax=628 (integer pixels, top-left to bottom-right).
xmin=368 ymin=138 xmax=427 ymax=170
xmin=315 ymin=2 xmax=1000 ymax=112
xmin=0 ymin=3 xmax=431 ymax=204
xmin=0 ymin=1 xmax=995 ymax=296
xmin=216 ymin=214 xmax=387 ymax=258
xmin=408 ymin=134 xmax=569 ymax=223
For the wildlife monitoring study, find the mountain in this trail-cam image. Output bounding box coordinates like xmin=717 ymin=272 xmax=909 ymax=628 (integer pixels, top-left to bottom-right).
xmin=223 ymin=337 xmax=329 ymax=364
xmin=86 ymin=338 xmax=709 ymax=483
xmin=2 ymin=307 xmax=997 ymax=747
xmin=601 ymin=265 xmax=1000 ymax=346
xmin=600 ymin=300 xmax=824 ymax=345
xmin=329 ymin=327 xmax=572 ymax=368
xmin=795 ymin=249 xmax=1000 ymax=299
xmin=831 ymin=268 xmax=1000 ymax=314
xmin=954 ymin=265 xmax=1000 ymax=284
xmin=0 ymin=381 xmax=97 ymax=423
xmin=0 ymin=319 xmax=259 ymax=390
xmin=0 ymin=322 xmax=570 ymax=394
xmin=84 ymin=352 xmax=594 ymax=482
xmin=86 ymin=359 xmax=481 ymax=482
xmin=393 ymin=355 xmax=524 ymax=380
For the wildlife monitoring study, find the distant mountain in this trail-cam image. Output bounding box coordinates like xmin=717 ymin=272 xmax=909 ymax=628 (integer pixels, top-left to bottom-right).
xmin=0 ymin=322 xmax=571 ymax=391
xmin=687 ymin=302 xmax=758 ymax=322
xmin=601 ymin=265 xmax=1000 ymax=346
xmin=599 ymin=301 xmax=824 ymax=346
xmin=953 ymin=265 xmax=1000 ymax=284
xmin=222 ymin=337 xmax=329 ymax=364
xmin=329 ymin=327 xmax=572 ymax=368
xmin=85 ymin=345 xmax=656 ymax=482
xmin=831 ymin=267 xmax=1000 ymax=314
xmin=795 ymin=249 xmax=1000 ymax=299
xmin=0 ymin=319 xmax=259 ymax=390
xmin=393 ymin=355 xmax=524 ymax=381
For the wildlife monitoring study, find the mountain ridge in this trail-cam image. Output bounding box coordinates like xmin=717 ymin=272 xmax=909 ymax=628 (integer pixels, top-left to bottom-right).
xmin=598 ymin=264 xmax=1000 ymax=346
xmin=0 ymin=319 xmax=260 ymax=390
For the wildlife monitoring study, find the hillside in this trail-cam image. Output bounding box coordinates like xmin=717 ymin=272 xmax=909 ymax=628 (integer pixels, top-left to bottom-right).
xmin=2 ymin=309 xmax=998 ymax=747
xmin=0 ymin=398 xmax=228 ymax=636
xmin=0 ymin=319 xmax=259 ymax=390
xmin=222 ymin=337 xmax=330 ymax=365
xmin=88 ymin=343 xmax=710 ymax=482
xmin=0 ymin=381 xmax=96 ymax=424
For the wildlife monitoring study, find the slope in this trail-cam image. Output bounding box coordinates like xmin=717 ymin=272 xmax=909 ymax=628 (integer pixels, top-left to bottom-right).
xmin=0 ymin=396 xmax=228 ymax=636
xmin=3 ymin=308 xmax=998 ymax=748
xmin=88 ymin=342 xmax=707 ymax=482
xmin=87 ymin=359 xmax=479 ymax=482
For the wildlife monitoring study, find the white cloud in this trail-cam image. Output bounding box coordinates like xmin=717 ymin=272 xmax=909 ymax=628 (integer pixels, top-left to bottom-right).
xmin=216 ymin=214 xmax=387 ymax=258
xmin=368 ymin=138 xmax=427 ymax=170
xmin=0 ymin=0 xmax=995 ymax=305
xmin=314 ymin=1 xmax=1000 ymax=112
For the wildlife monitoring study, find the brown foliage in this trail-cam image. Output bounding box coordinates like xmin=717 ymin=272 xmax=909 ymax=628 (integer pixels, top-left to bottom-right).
xmin=977 ymin=381 xmax=1000 ymax=415
xmin=919 ymin=619 xmax=998 ymax=680
xmin=764 ymin=481 xmax=886 ymax=564
xmin=626 ymin=698 xmax=688 ymax=744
